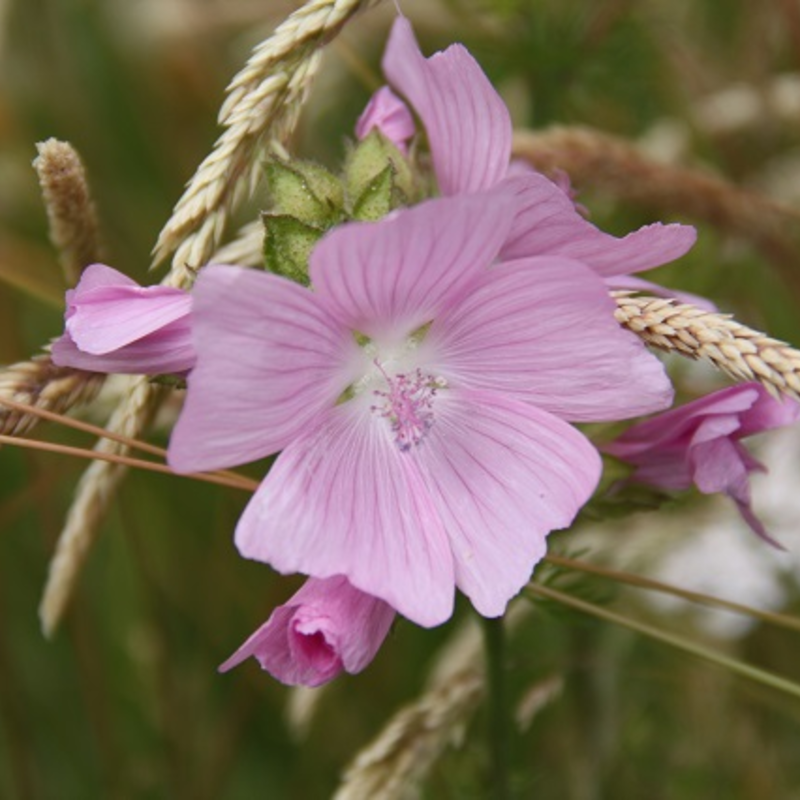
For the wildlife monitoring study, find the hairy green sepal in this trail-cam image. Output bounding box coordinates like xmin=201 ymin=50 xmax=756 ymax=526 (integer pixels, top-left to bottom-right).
xmin=261 ymin=132 xmax=420 ymax=283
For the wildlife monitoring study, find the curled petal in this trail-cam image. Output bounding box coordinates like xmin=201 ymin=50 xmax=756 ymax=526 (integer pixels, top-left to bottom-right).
xmin=500 ymin=173 xmax=697 ymax=277
xmin=690 ymin=435 xmax=783 ymax=547
xmin=52 ymin=316 xmax=195 ymax=375
xmin=51 ymin=263 xmax=195 ymax=374
xmin=219 ymin=576 xmax=395 ymax=687
xmin=65 ymin=265 xmax=191 ymax=354
xmin=605 ymin=384 xmax=796 ymax=458
xmin=604 ymin=383 xmax=800 ymax=546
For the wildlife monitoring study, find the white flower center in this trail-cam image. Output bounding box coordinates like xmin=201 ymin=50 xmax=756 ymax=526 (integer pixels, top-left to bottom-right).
xmin=352 ymin=334 xmax=446 ymax=451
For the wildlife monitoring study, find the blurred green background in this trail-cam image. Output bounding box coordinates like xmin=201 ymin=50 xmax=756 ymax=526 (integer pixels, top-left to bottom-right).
xmin=3 ymin=0 xmax=800 ymax=797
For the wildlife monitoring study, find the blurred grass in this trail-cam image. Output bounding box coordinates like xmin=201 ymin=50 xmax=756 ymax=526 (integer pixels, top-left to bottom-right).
xmin=3 ymin=0 xmax=800 ymax=797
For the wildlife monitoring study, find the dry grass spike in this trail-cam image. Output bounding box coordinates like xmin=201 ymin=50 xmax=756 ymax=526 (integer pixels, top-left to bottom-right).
xmin=152 ymin=0 xmax=381 ymax=288
xmin=38 ymin=376 xmax=164 ymax=637
xmin=33 ymin=138 xmax=101 ymax=286
xmin=614 ymin=294 xmax=800 ymax=400
xmin=41 ymin=0 xmax=379 ymax=637
xmin=0 ymin=348 xmax=104 ymax=437
xmin=334 ymin=606 xmax=534 ymax=800
xmin=333 ymin=668 xmax=484 ymax=800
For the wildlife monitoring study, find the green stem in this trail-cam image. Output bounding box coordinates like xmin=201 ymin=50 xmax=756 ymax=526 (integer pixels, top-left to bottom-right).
xmin=481 ymin=615 xmax=510 ymax=800
xmin=528 ymin=583 xmax=800 ymax=701
xmin=544 ymin=554 xmax=800 ymax=634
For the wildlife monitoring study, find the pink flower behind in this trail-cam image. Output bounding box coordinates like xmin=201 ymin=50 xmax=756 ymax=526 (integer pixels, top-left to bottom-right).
xmin=168 ymin=192 xmax=673 ymax=627
xmin=219 ymin=576 xmax=395 ymax=687
xmin=379 ymin=16 xmax=698 ymax=295
xmin=603 ymin=383 xmax=800 ymax=545
xmin=355 ymin=86 xmax=416 ymax=153
xmin=51 ymin=264 xmax=195 ymax=375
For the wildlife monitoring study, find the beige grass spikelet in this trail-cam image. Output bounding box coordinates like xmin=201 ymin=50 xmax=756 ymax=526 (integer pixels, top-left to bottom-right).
xmin=0 ymin=139 xmax=107 ymax=436
xmin=39 ymin=376 xmax=163 ymax=637
xmin=209 ymin=220 xmax=264 ymax=267
xmin=33 ymin=138 xmax=101 ymax=286
xmin=334 ymin=672 xmax=484 ymax=800
xmin=41 ymin=0 xmax=379 ymax=636
xmin=614 ymin=294 xmax=800 ymax=400
xmin=0 ymin=349 xmax=104 ymax=437
xmin=334 ymin=606 xmax=534 ymax=800
xmin=152 ymin=0 xmax=381 ymax=287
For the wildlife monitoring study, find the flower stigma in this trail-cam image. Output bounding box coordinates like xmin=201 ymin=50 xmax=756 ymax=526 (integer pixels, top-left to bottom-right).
xmin=371 ymin=364 xmax=447 ymax=451
xmin=345 ymin=328 xmax=446 ymax=451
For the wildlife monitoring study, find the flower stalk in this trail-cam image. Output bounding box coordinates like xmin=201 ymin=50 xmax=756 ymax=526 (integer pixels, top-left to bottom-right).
xmin=481 ymin=615 xmax=510 ymax=800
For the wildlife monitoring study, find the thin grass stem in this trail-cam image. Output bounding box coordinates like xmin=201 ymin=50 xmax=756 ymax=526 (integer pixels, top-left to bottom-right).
xmin=480 ymin=615 xmax=510 ymax=800
xmin=545 ymin=554 xmax=800 ymax=634
xmin=0 ymin=434 xmax=257 ymax=492
xmin=528 ymin=583 xmax=800 ymax=702
xmin=0 ymin=395 xmax=257 ymax=489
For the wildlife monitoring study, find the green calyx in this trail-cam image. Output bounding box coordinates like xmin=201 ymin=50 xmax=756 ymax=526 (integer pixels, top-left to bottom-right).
xmin=262 ymin=214 xmax=323 ymax=286
xmin=343 ymin=130 xmax=415 ymax=219
xmin=264 ymin=160 xmax=344 ymax=227
xmin=262 ymin=132 xmax=421 ymax=284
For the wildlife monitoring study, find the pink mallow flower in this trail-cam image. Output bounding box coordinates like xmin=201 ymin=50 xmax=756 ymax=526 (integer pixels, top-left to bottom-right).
xmin=603 ymin=383 xmax=800 ymax=546
xmin=168 ymin=192 xmax=672 ymax=627
xmin=378 ymin=16 xmax=700 ymax=303
xmin=219 ymin=576 xmax=395 ymax=687
xmin=51 ymin=263 xmax=195 ymax=375
xmin=355 ymin=85 xmax=416 ymax=153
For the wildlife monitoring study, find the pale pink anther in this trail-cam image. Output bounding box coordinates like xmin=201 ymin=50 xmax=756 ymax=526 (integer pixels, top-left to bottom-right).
xmin=371 ymin=366 xmax=443 ymax=451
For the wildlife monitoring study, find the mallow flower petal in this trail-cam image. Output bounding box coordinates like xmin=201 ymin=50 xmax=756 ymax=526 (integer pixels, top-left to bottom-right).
xmin=414 ymin=388 xmax=601 ymax=617
xmin=52 ymin=316 xmax=195 ymax=375
xmin=382 ymin=16 xmax=512 ymax=195
xmin=168 ymin=265 xmax=357 ymax=474
xmin=218 ymin=576 xmax=395 ymax=687
xmin=234 ymin=402 xmax=455 ymax=628
xmin=499 ymin=173 xmax=696 ymax=277
xmin=427 ymin=256 xmax=673 ymax=421
xmin=602 ymin=382 xmax=798 ymax=547
xmin=310 ymin=192 xmax=516 ymax=339
xmin=67 ymin=283 xmax=191 ymax=354
xmin=690 ymin=433 xmax=752 ymax=497
xmin=604 ymin=384 xmax=777 ymax=457
xmin=609 ymin=444 xmax=693 ymax=492
xmin=689 ymin=436 xmax=782 ymax=547
xmin=736 ymin=384 xmax=800 ymax=437
xmin=71 ymin=263 xmax=138 ymax=292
